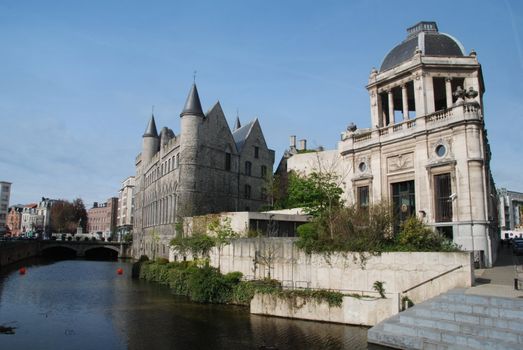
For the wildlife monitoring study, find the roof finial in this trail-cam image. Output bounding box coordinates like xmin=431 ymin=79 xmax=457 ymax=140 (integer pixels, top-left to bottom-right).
xmin=193 ymin=70 xmax=197 ymax=84
xmin=151 ymin=105 xmax=155 ymax=115
xmin=234 ymin=110 xmax=241 ymax=131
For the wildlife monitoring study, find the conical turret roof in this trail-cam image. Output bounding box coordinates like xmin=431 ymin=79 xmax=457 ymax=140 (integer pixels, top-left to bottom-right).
xmin=180 ymin=84 xmax=204 ymax=117
xmin=143 ymin=115 xmax=159 ymax=138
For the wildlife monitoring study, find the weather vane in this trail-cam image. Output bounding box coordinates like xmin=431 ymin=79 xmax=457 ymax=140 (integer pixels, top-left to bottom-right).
xmin=193 ymin=70 xmax=197 ymax=83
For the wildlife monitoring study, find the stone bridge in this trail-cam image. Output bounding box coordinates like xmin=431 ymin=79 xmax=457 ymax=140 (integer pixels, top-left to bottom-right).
xmin=38 ymin=241 xmax=132 ymax=258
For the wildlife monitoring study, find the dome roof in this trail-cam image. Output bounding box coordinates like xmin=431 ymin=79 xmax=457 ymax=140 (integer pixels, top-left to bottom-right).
xmin=380 ymin=21 xmax=465 ymax=72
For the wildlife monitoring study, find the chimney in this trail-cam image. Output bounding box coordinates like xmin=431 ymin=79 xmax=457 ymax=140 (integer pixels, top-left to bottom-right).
xmin=290 ymin=135 xmax=296 ymax=149
xmin=299 ymin=139 xmax=307 ymax=151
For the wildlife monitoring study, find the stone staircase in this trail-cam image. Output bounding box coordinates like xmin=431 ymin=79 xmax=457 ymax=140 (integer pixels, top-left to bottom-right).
xmin=368 ymin=288 xmax=523 ymax=349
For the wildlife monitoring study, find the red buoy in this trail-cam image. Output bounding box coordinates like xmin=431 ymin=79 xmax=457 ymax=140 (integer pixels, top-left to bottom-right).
xmin=117 ymin=268 xmax=123 ymax=275
xmin=19 ymin=267 xmax=26 ymax=275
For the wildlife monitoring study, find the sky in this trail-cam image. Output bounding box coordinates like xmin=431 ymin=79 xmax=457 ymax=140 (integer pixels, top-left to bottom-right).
xmin=1 ymin=0 xmax=522 ymax=207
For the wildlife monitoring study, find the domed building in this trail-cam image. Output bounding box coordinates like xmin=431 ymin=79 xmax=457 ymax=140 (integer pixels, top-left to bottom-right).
xmin=280 ymin=21 xmax=499 ymax=267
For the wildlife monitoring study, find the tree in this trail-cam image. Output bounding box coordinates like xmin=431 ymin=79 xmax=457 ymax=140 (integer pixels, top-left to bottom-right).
xmin=285 ymin=171 xmax=344 ymax=239
xmin=207 ymin=217 xmax=237 ymax=269
xmin=50 ymin=198 xmax=87 ymax=234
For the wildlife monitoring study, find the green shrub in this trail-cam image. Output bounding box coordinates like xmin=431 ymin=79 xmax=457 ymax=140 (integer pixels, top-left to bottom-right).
xmin=223 ymin=271 xmax=243 ymax=285
xmin=156 ymin=257 xmax=169 ymax=265
xmin=186 ymin=265 xmax=232 ymax=303
xmin=395 ymin=216 xmax=460 ymax=252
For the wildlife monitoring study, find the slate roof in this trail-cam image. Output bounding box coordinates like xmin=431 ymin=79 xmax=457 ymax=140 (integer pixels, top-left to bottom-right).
xmin=143 ymin=115 xmax=158 ymax=138
xmin=232 ymin=120 xmax=255 ymax=152
xmin=380 ymin=21 xmax=465 ymax=72
xmin=180 ymin=84 xmax=204 ymax=117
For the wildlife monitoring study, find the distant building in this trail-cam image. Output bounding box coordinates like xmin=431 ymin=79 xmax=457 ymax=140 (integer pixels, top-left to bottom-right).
xmin=498 ymin=188 xmax=523 ymax=233
xmin=87 ymin=198 xmax=118 ymax=238
xmin=6 ymin=205 xmax=24 ymax=236
xmin=132 ymin=83 xmax=274 ymax=259
xmin=21 ymin=203 xmax=41 ymax=234
xmin=117 ymin=176 xmax=135 ymax=239
xmin=0 ymin=181 xmax=11 ymax=235
xmin=278 ymin=21 xmax=499 ymax=267
xmin=36 ymin=197 xmax=57 ymax=238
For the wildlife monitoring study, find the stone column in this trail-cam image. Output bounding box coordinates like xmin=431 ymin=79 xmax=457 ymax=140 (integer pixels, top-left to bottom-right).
xmin=388 ymin=90 xmax=395 ymax=125
xmin=402 ymin=84 xmax=409 ymax=120
xmin=445 ymin=78 xmax=453 ymax=108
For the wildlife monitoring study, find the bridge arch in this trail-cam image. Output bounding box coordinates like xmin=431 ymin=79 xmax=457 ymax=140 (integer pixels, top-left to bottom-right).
xmin=41 ymin=245 xmax=78 ymax=259
xmin=84 ymin=246 xmax=119 ymax=260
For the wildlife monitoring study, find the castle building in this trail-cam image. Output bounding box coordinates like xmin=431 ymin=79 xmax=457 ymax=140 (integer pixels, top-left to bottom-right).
xmin=132 ymin=84 xmax=275 ymax=259
xmin=279 ymin=22 xmax=499 ymax=267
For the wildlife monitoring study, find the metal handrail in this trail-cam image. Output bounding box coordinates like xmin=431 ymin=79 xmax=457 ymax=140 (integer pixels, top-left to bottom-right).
xmin=401 ymin=265 xmax=463 ymax=294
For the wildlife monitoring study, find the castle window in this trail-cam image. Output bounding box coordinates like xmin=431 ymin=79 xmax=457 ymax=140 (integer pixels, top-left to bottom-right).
xmin=245 ymin=161 xmax=252 ymax=176
xmin=261 ymin=165 xmax=267 ymax=178
xmin=244 ymin=184 xmax=251 ymax=199
xmin=261 ymin=187 xmax=267 ymax=201
xmin=176 ymin=154 xmax=180 ymax=168
xmin=225 ymin=153 xmax=231 ymax=171
xmin=254 ymin=146 xmax=259 ymax=158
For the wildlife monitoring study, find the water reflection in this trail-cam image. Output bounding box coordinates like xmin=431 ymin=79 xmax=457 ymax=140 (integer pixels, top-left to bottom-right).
xmin=0 ymin=259 xmax=387 ymax=349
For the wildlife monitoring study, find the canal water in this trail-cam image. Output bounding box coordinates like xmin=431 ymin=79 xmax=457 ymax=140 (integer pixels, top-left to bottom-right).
xmin=0 ymin=259 xmax=385 ymax=349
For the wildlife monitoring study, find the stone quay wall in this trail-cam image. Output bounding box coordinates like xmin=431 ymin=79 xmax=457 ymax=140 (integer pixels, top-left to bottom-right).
xmin=0 ymin=241 xmax=39 ymax=267
xmin=209 ymin=238 xmax=473 ymax=304
xmin=250 ymin=293 xmax=400 ymax=326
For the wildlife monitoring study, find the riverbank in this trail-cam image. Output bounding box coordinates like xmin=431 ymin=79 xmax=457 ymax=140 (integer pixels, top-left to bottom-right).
xmin=135 ymin=259 xmax=344 ymax=307
xmin=0 ymin=241 xmax=38 ymax=268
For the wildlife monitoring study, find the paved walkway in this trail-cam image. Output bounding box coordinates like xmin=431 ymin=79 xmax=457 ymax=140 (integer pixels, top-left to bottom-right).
xmin=471 ymin=243 xmax=523 ymax=298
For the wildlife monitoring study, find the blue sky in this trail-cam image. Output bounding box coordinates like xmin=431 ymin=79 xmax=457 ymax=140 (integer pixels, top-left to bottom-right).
xmin=1 ymin=0 xmax=522 ymax=207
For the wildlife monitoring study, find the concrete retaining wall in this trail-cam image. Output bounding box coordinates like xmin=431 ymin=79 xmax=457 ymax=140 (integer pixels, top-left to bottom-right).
xmin=250 ymin=292 xmax=400 ymax=326
xmin=207 ymin=238 xmax=473 ymax=304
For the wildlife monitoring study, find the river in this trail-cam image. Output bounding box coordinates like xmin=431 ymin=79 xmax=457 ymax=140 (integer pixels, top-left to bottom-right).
xmin=0 ymin=258 xmax=386 ymax=349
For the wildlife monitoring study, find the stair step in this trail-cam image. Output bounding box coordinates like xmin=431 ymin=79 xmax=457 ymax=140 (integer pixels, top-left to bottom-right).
xmin=412 ymin=302 xmax=523 ymax=332
xmin=368 ymin=290 xmax=523 ymax=350
xmin=428 ymin=299 xmax=523 ymax=319
xmin=440 ymin=291 xmax=523 ymax=311
xmin=381 ymin=321 xmax=522 ymax=350
xmin=399 ymin=313 xmax=521 ymax=344
xmin=368 ymin=322 xmax=422 ymax=349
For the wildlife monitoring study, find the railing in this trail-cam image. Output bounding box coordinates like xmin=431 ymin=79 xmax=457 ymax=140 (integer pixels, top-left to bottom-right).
xmin=401 ymin=265 xmax=463 ymax=294
xmin=353 ymin=132 xmax=372 ymax=143
xmin=244 ymin=276 xmax=391 ymax=298
xmin=426 ymin=108 xmax=453 ymax=123
xmin=392 ymin=124 xmax=403 ymax=132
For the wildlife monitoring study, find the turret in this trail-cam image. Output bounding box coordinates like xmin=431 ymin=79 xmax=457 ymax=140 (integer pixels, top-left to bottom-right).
xmin=178 ymin=83 xmax=205 ymax=217
xmin=142 ymin=115 xmax=160 ymax=164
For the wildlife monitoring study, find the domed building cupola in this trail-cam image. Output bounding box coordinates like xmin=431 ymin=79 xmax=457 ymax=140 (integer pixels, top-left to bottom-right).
xmin=380 ymin=21 xmax=466 ymax=72
xmin=367 ymin=21 xmax=482 ymax=129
